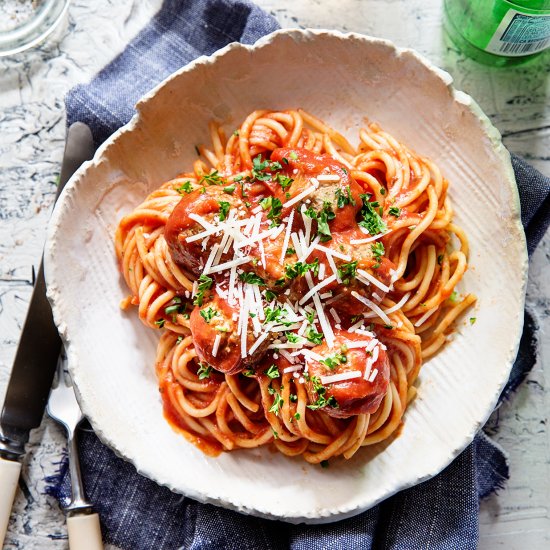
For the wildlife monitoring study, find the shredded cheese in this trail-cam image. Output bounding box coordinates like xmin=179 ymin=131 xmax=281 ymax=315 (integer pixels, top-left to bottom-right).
xmin=320 ymin=371 xmax=362 ymax=384
xmin=207 ymin=256 xmax=252 ymax=275
xmin=351 ymin=291 xmax=392 ymax=326
xmin=350 ymin=230 xmax=392 ymax=245
xmin=284 ymin=184 xmax=317 ymax=209
xmin=313 ymin=243 xmax=352 ymax=262
xmin=298 ymin=274 xmax=337 ymax=305
xmin=357 ymin=269 xmax=390 ymax=293
xmin=212 ymin=334 xmax=222 ymax=357
xmin=414 ymin=306 xmax=438 ymax=327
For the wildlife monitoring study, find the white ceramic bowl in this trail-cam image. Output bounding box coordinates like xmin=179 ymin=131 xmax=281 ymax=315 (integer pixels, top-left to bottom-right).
xmin=44 ymin=29 xmax=527 ymax=523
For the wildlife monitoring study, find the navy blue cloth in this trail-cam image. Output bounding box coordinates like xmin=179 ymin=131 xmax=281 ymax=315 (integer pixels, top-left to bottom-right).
xmin=50 ymin=1 xmax=550 ymax=548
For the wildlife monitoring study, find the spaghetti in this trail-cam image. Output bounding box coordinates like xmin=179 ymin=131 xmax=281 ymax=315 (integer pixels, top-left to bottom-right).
xmin=115 ymin=109 xmax=476 ymax=463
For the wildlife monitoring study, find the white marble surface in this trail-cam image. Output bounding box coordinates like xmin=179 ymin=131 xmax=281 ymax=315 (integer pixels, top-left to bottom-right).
xmin=0 ymin=1 xmax=548 ymax=548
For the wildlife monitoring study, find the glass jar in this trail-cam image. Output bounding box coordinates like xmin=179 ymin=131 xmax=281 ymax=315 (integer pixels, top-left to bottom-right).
xmin=0 ymin=0 xmax=70 ymax=57
xmin=444 ymin=0 xmax=550 ymax=66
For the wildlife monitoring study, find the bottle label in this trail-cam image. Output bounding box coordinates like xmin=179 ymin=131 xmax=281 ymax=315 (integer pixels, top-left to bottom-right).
xmin=486 ymin=9 xmax=550 ymax=56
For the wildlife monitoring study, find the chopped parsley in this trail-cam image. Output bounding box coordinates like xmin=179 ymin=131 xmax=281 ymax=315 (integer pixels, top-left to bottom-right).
xmin=233 ymin=129 xmax=240 ymax=137
xmin=200 ymin=170 xmax=224 ymax=186
xmin=307 ymin=376 xmax=339 ymax=410
xmin=242 ymin=368 xmax=255 ymax=377
xmin=223 ymin=184 xmax=236 ymax=194
xmin=305 ymin=326 xmax=324 ymax=345
xmin=193 ymin=274 xmax=213 ymax=306
xmin=337 ymin=261 xmax=358 ymax=285
xmin=197 ymin=363 xmax=212 ymax=379
xmin=268 ymin=386 xmax=284 ymax=416
xmin=251 ymin=154 xmax=283 ymax=181
xmin=200 ymin=306 xmax=218 ymax=324
xmin=289 ymin=394 xmax=298 ymax=403
xmin=164 ymin=296 xmax=183 ymax=315
xmin=276 ymin=173 xmax=293 ymax=190
xmin=371 ymin=241 xmax=385 ymax=261
xmin=175 ymin=181 xmax=193 ymax=194
xmin=271 ymin=427 xmax=279 ymax=439
xmin=289 ymin=151 xmax=298 ymax=160
xmin=359 ymin=193 xmax=387 ymax=235
xmin=388 ymin=206 xmax=401 ymax=217
xmin=320 ymin=460 xmax=330 ymax=468
xmin=335 ymin=186 xmax=356 ymax=208
xmin=154 ymin=319 xmax=165 ymax=328
xmin=284 ymin=259 xmax=319 ymax=279
xmin=293 ymin=412 xmax=301 ymax=421
xmin=239 ymin=272 xmax=265 ymax=285
xmin=218 ymin=201 xmax=230 ymax=221
xmin=286 ymin=332 xmax=301 ymax=343
xmin=259 ymin=196 xmax=283 ymax=227
xmin=265 ymin=364 xmax=280 ymax=379
xmin=176 ymin=336 xmax=183 ymax=344
xmin=264 ymin=306 xmax=284 ymax=324
xmin=320 ymin=353 xmax=347 ymax=370
xmin=470 ymin=317 xmax=477 ymax=325
xmin=263 ymin=289 xmax=277 ymax=302
xmin=285 ymin=247 xmax=296 ymax=256
xmin=437 ymin=254 xmax=444 ymax=265
xmin=305 ymin=201 xmax=336 ymax=242
xmin=449 ymin=290 xmax=459 ymax=304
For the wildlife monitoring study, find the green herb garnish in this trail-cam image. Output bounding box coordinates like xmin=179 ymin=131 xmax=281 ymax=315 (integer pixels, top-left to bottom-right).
xmin=175 ymin=181 xmax=193 ymax=194
xmin=265 ymin=364 xmax=280 ymax=379
xmin=200 ymin=170 xmax=224 ymax=186
xmin=200 ymin=306 xmax=218 ymax=324
xmin=335 ymin=186 xmax=356 ymax=208
xmin=307 ymin=376 xmax=339 ymax=410
xmin=358 ymin=193 xmax=387 ymax=235
xmin=218 ymin=201 xmax=230 ymax=221
xmin=337 ymin=261 xmax=358 ymax=285
xmin=388 ymin=206 xmax=401 ymax=217
xmin=268 ymin=386 xmax=284 ymax=416
xmin=320 ymin=353 xmax=347 ymax=370
xmin=259 ymin=196 xmax=283 ymax=227
xmin=251 ymin=154 xmax=283 ymax=182
xmin=197 ymin=363 xmax=212 ymax=379
xmin=276 ymin=173 xmax=293 ymax=190
xmin=239 ymin=272 xmax=265 ymax=285
xmin=284 ymin=259 xmax=319 ymax=279
xmin=371 ymin=242 xmax=385 ymax=261
xmin=305 ymin=326 xmax=324 ymax=345
xmin=193 ymin=274 xmax=213 ymax=306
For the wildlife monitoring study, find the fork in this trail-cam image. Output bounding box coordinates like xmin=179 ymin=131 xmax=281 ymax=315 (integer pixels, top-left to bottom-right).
xmin=47 ymin=356 xmax=103 ymax=550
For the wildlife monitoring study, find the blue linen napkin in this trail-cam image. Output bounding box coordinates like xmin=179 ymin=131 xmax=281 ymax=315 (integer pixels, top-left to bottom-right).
xmin=49 ymin=1 xmax=550 ymax=548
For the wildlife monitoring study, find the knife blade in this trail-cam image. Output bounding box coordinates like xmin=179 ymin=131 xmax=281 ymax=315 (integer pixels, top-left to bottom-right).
xmin=0 ymin=122 xmax=94 ymax=545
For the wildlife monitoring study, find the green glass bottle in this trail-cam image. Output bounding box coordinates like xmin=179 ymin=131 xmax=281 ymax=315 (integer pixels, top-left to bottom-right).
xmin=444 ymin=0 xmax=550 ymax=66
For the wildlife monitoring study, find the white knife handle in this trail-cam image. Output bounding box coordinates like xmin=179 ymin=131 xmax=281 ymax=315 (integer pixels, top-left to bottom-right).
xmin=67 ymin=513 xmax=103 ymax=550
xmin=0 ymin=457 xmax=21 ymax=546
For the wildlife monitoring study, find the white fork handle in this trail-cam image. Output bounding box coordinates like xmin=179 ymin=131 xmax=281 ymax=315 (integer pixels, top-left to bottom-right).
xmin=67 ymin=512 xmax=103 ymax=550
xmin=0 ymin=457 xmax=21 ymax=546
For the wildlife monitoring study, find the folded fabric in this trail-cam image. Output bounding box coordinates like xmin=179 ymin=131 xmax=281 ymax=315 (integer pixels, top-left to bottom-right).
xmin=48 ymin=1 xmax=550 ymax=549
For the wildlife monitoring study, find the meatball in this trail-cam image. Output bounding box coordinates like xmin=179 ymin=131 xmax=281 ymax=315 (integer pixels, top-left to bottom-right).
xmin=305 ymin=329 xmax=390 ymax=418
xmin=270 ymin=147 xmax=363 ymax=232
xmin=165 ymin=186 xmax=245 ymax=275
xmin=189 ymin=294 xmax=269 ymax=375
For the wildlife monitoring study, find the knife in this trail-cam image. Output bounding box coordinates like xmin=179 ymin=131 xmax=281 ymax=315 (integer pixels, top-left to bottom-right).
xmin=0 ymin=122 xmax=94 ymax=546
